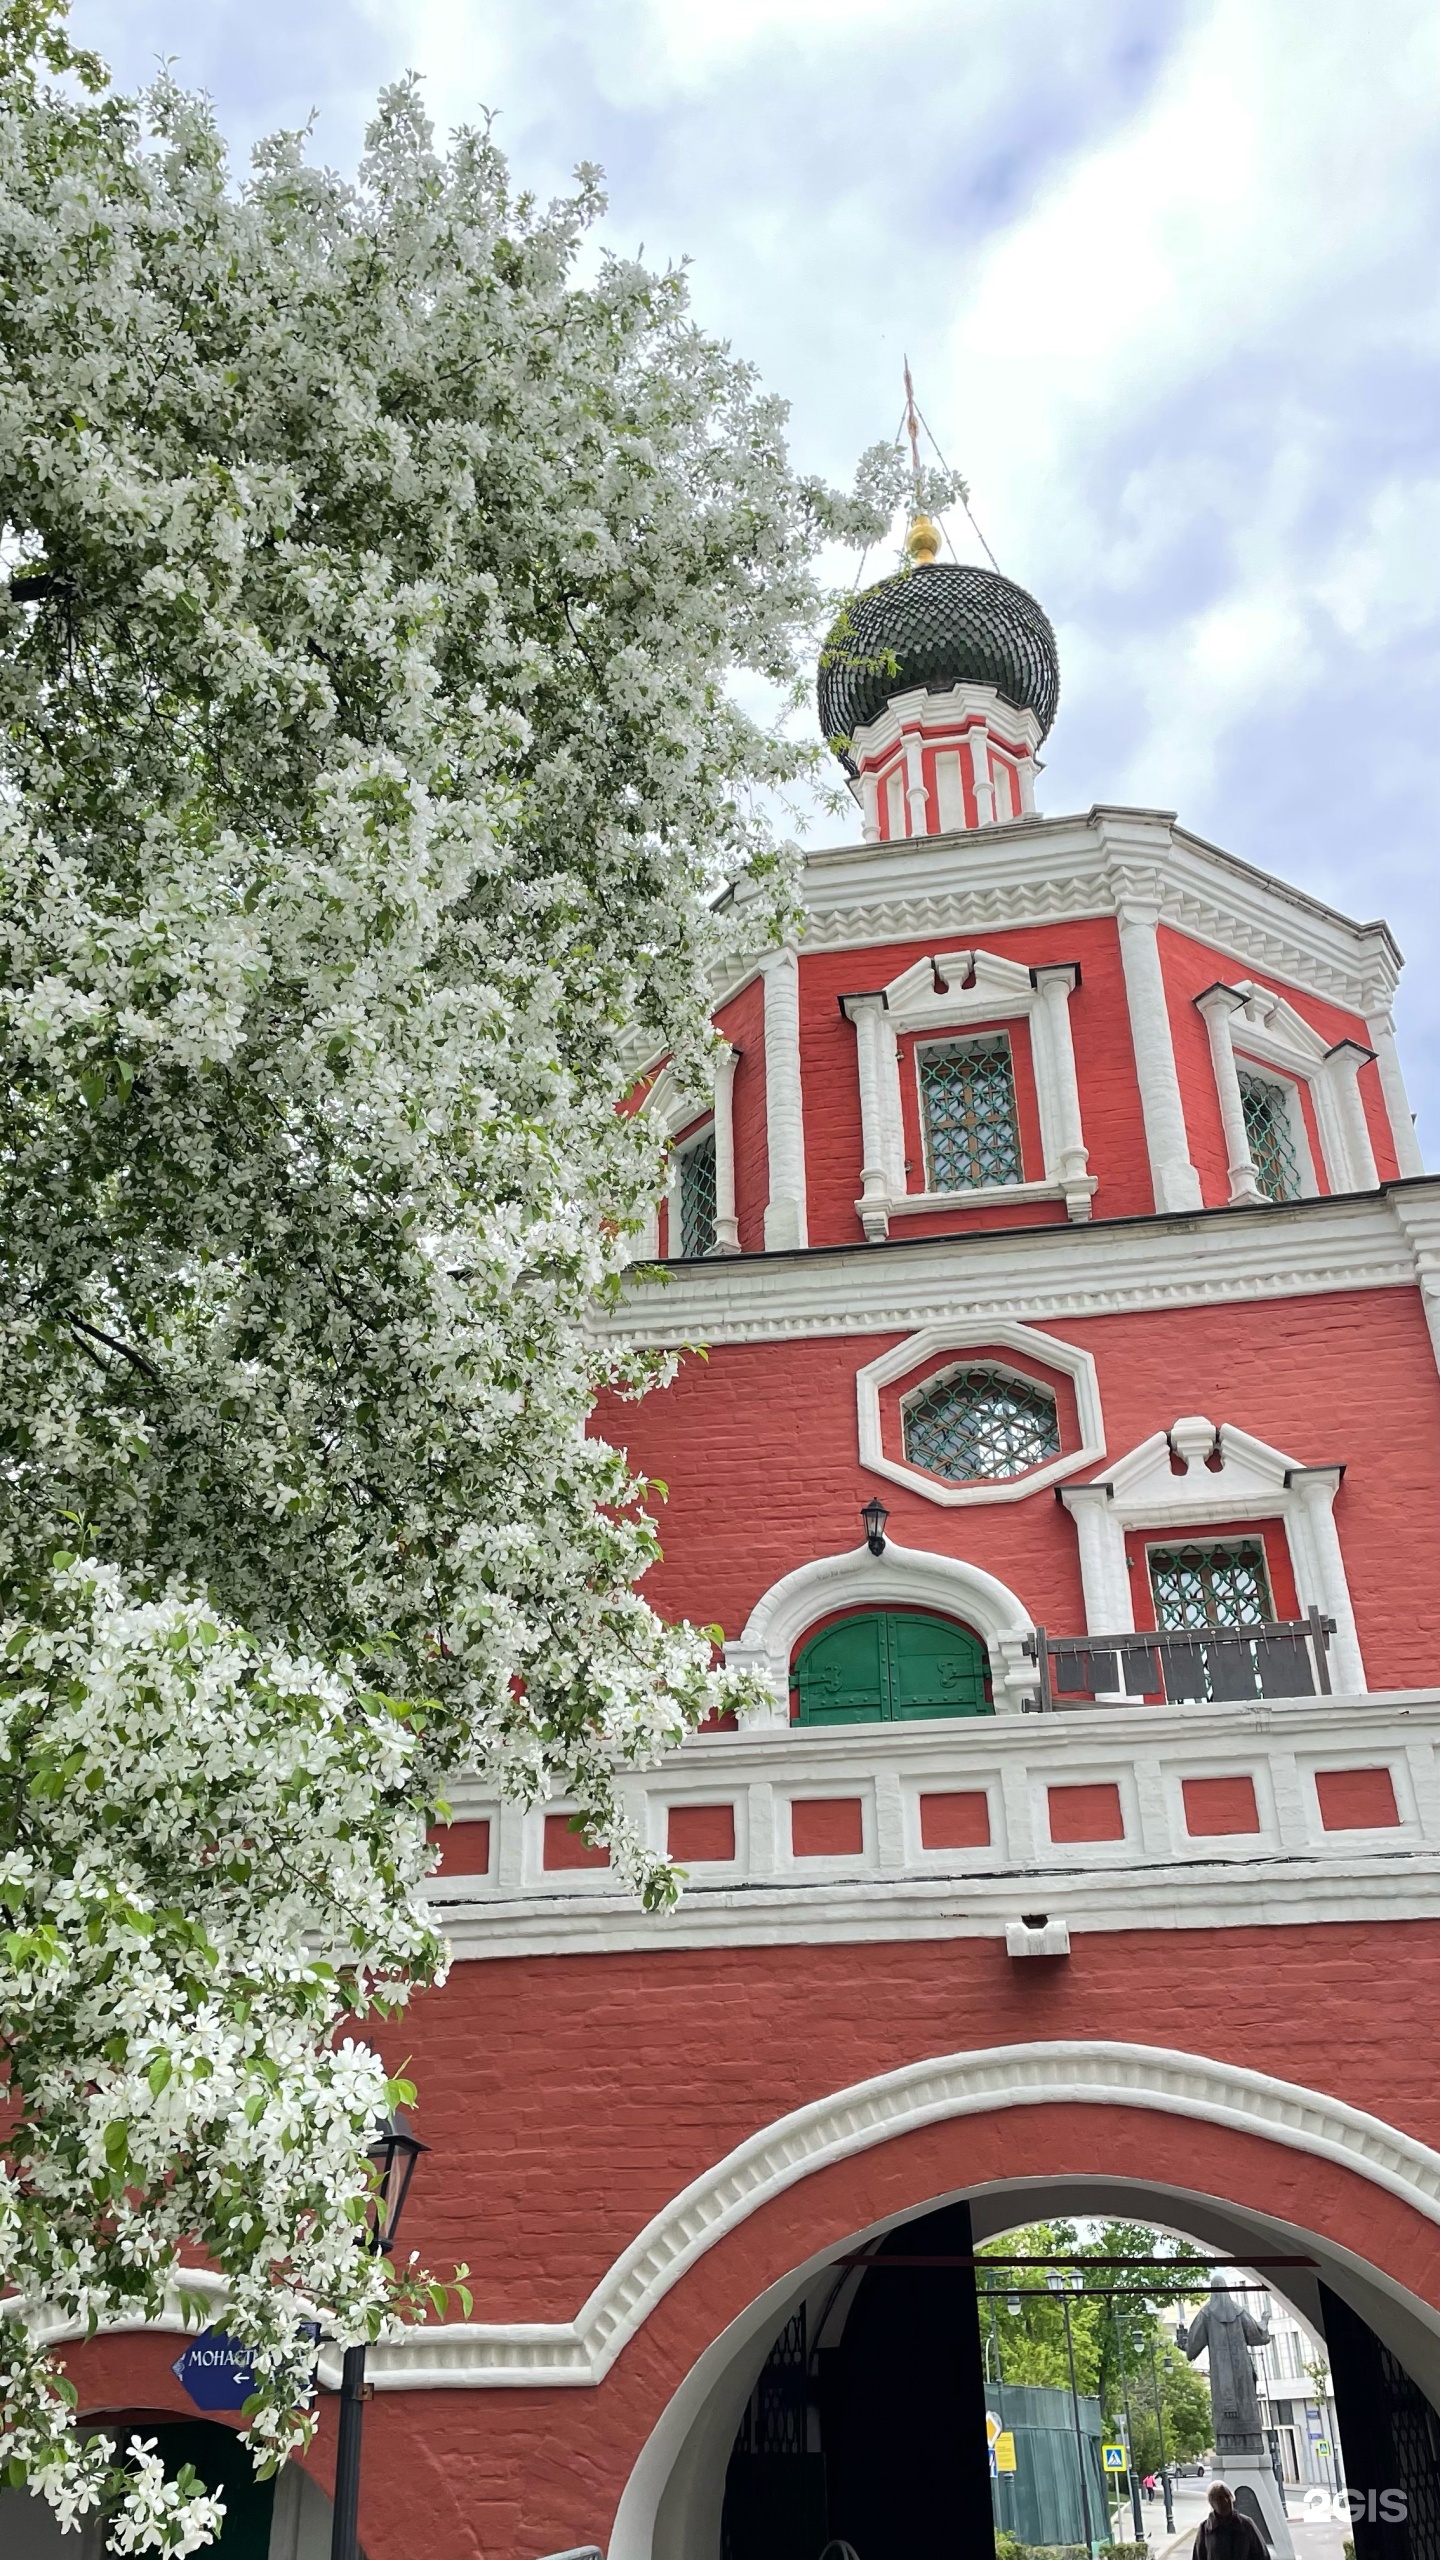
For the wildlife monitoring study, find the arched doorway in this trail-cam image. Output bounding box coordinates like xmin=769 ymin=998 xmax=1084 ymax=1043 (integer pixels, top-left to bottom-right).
xmin=792 ymin=1610 xmax=991 ymax=1725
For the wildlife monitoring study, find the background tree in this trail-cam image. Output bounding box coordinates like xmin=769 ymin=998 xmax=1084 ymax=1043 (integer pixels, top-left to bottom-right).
xmin=979 ymin=2221 xmax=1212 ymax=2470
xmin=0 ymin=3 xmax=917 ymax=2542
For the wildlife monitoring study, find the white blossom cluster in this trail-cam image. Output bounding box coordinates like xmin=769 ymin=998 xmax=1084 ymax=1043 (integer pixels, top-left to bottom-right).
xmin=0 ymin=5 xmax=909 ymax=2542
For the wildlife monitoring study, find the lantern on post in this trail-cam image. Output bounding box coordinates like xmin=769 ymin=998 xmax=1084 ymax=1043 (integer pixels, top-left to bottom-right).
xmin=861 ymin=1498 xmax=889 ymax=1556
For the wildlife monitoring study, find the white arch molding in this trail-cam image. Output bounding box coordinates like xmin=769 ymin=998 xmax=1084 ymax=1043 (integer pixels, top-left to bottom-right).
xmin=725 ymin=1538 xmax=1037 ymax=1720
xmin=39 ymin=2044 xmax=1440 ymax=2405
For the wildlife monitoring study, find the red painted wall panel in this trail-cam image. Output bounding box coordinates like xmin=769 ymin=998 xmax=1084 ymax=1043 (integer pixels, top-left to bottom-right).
xmin=668 ymin=1802 xmax=737 ymax=1863
xmin=796 ymin=920 xmax=1154 ymax=1247
xmin=1316 ymin=1767 xmax=1401 ymax=1830
xmin=595 ymin=1285 xmax=1440 ymax=1692
xmin=1183 ymin=1776 xmax=1261 ymax=1836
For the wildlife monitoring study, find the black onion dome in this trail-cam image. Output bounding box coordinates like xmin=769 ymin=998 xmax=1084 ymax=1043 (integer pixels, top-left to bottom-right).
xmin=818 ymin=560 xmax=1060 ymax=768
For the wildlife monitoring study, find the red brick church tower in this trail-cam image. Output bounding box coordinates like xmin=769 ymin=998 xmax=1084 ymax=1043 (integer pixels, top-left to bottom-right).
xmin=50 ymin=517 xmax=1440 ymax=2560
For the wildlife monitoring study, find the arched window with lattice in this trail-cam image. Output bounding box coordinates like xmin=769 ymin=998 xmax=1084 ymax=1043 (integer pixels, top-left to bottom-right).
xmin=902 ymin=1364 xmax=1060 ymax=1484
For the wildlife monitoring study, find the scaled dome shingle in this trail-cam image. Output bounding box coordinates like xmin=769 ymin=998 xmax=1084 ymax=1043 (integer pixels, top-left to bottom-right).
xmin=818 ymin=560 xmax=1060 ymax=769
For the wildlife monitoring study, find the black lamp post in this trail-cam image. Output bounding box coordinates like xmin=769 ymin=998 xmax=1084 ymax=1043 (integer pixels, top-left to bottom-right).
xmin=329 ymin=2111 xmax=429 ymax=2560
xmin=861 ymin=1497 xmax=889 ymax=1556
xmin=1048 ymin=2271 xmax=1097 ymax=2556
xmin=1147 ymin=2326 xmax=1175 ymax=2535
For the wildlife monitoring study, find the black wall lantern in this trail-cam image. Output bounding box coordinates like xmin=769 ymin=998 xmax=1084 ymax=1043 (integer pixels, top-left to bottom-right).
xmin=367 ymin=2109 xmax=428 ymax=2258
xmin=861 ymin=1497 xmax=889 ymax=1557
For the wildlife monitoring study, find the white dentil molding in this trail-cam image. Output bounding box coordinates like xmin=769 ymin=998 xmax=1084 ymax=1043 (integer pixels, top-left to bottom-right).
xmin=599 ymin=1183 xmax=1437 ymax=1354
xmin=65 ymin=2046 xmax=1440 ymax=2390
xmin=853 ymin=1318 xmax=1104 ymax=1509
xmin=1059 ymin=1415 xmax=1365 ymax=1693
xmin=791 ymin=807 xmax=1402 ymax=1024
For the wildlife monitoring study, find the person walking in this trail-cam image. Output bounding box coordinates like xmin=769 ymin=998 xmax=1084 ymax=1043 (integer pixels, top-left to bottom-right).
xmin=1194 ymin=2482 xmax=1269 ymax=2560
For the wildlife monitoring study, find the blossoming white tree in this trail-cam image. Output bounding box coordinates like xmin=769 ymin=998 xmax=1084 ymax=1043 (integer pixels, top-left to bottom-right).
xmin=0 ymin=2 xmax=935 ymax=2543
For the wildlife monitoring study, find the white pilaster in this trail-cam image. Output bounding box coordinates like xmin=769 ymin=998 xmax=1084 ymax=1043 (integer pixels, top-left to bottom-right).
xmin=904 ymin=732 xmax=929 ymax=837
xmin=1031 ymin=963 xmax=1098 ymax=1222
xmin=1195 ymin=984 xmax=1266 ymax=1205
xmin=1017 ymin=752 xmax=1037 ymax=815
xmin=1058 ymin=1483 xmax=1132 ymax=1634
xmin=1283 ymin=1466 xmax=1366 ymax=1695
xmin=762 ymin=949 xmax=808 ymax=1251
xmin=1364 ymin=1009 xmax=1425 ymax=1177
xmin=1322 ymin=1040 xmax=1380 ymax=1192
xmin=969 ymin=722 xmax=995 ymax=827
xmin=841 ymin=993 xmax=894 ymax=1242
xmin=1389 ymin=1188 xmax=1440 ymax=1374
xmin=711 ymin=1044 xmax=740 ymax=1254
xmin=857 ymin=771 xmax=881 ymax=846
xmin=1111 ymin=865 xmax=1204 ymax=1213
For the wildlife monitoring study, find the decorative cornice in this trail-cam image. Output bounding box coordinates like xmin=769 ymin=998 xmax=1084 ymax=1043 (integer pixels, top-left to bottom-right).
xmin=600 ymin=1188 xmax=1433 ymax=1352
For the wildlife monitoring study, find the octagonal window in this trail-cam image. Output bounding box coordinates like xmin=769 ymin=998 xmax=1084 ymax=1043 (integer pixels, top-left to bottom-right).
xmin=902 ymin=1364 xmax=1060 ymax=1483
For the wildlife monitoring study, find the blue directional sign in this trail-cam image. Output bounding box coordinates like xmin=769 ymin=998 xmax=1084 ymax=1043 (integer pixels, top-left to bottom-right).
xmin=173 ymin=2328 xmax=256 ymax=2412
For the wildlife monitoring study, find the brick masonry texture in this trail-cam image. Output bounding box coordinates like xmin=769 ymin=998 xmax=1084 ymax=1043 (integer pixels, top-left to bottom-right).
xmin=1317 ymin=1766 xmax=1401 ymax=1829
xmin=596 ymin=1286 xmax=1440 ymax=1691
xmin=1182 ymin=1775 xmax=1261 ymax=1836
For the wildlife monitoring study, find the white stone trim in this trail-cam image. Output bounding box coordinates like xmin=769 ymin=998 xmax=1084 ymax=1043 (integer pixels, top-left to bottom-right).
xmin=762 ymin=949 xmax=808 ymax=1250
xmin=1197 ymin=985 xmax=1267 ymax=1205
xmin=726 ymin=1537 xmax=1037 ymax=1719
xmin=843 ymin=946 xmax=1095 ymax=1238
xmin=598 ymin=1183 xmax=1438 ymax=1352
xmin=80 ymin=2043 xmax=1440 ymax=2390
xmin=846 ymin=682 xmax=1042 ymax=841
xmin=854 ymin=1319 xmax=1104 ymax=1509
xmin=1211 ymin=981 xmax=1381 ymax=1197
xmin=711 ymin=1047 xmax=740 ymax=1255
xmin=1059 ymin=1416 xmax=1365 ymax=1692
xmin=1111 ymin=862 xmax=1204 ymax=1213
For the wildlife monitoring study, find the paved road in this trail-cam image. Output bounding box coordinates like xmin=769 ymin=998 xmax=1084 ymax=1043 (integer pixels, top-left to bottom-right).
xmin=1143 ymin=2490 xmax=1351 ymax=2560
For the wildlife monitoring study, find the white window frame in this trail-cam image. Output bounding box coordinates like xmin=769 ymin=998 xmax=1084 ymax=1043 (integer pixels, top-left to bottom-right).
xmin=1233 ymin=1062 xmax=1317 ymax=1202
xmin=1059 ymin=1414 xmax=1364 ymax=1693
xmin=634 ymin=1048 xmax=740 ymax=1261
xmin=856 ymin=1319 xmax=1105 ymax=1508
xmin=841 ymin=948 xmax=1096 ymax=1241
xmin=1196 ymin=980 xmax=1379 ymax=1203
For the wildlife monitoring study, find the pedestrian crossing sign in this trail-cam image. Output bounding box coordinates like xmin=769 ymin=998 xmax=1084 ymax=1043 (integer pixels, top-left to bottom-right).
xmin=1102 ymin=2444 xmax=1128 ymax=2472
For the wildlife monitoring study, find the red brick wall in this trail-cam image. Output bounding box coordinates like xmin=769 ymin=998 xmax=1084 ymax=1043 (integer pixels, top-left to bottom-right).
xmin=595 ymin=1286 xmax=1440 ymax=1689
xmin=61 ymin=1918 xmax=1440 ymax=2559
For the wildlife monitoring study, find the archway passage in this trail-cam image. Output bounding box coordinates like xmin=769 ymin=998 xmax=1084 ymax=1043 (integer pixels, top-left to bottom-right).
xmin=792 ymin=1610 xmax=991 ymax=1724
xmin=620 ymin=2105 xmax=1440 ymax=2560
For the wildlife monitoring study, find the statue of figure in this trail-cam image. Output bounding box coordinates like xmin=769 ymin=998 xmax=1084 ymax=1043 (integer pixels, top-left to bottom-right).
xmin=1178 ymin=2278 xmax=1272 ymax=2455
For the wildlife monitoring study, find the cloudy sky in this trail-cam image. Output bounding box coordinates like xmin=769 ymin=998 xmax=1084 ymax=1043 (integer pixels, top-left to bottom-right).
xmin=78 ymin=0 xmax=1440 ymax=1150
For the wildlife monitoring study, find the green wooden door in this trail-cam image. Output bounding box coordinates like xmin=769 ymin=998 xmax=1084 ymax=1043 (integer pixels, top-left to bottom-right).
xmin=794 ymin=1612 xmax=990 ymax=1725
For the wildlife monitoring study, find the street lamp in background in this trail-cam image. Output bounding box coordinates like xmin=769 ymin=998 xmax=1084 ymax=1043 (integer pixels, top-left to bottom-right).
xmin=329 ymin=2111 xmax=429 ymax=2560
xmin=1047 ymin=2271 xmax=1097 ymax=2557
xmin=1109 ymin=2294 xmax=1145 ymax=2544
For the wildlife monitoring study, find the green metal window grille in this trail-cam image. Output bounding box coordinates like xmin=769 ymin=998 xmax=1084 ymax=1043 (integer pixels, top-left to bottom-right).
xmin=1147 ymin=1539 xmax=1274 ymax=1632
xmin=794 ymin=1610 xmax=991 ymax=1725
xmin=1238 ymin=1070 xmax=1302 ymax=1203
xmin=902 ymin=1364 xmax=1060 ymax=1483
xmin=676 ymin=1129 xmax=717 ymax=1257
xmin=918 ymin=1034 xmax=1023 ymax=1191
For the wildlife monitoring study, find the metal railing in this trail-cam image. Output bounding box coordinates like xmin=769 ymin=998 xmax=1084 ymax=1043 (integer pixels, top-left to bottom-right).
xmin=1022 ymin=1609 xmax=1336 ymax=1711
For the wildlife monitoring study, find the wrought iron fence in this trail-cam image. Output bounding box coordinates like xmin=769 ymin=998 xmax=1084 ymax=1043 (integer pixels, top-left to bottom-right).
xmin=1021 ymin=1608 xmax=1335 ymax=1710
